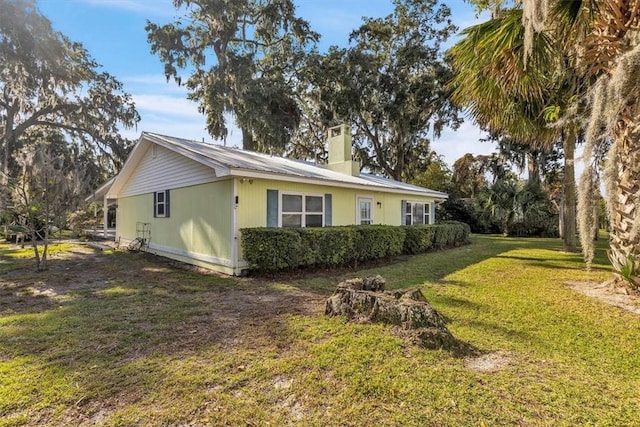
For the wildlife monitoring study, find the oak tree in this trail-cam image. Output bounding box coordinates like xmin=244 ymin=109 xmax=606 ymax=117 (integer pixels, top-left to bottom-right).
xmin=296 ymin=0 xmax=460 ymax=181
xmin=146 ymin=0 xmax=318 ymax=152
xmin=0 ymin=0 xmax=139 ymax=186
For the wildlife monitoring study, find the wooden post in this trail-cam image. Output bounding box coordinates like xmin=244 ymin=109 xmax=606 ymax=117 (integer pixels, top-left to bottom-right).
xmin=103 ymin=195 xmax=108 ymax=238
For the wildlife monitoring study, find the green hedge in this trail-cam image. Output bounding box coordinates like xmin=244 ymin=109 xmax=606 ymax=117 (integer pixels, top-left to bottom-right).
xmin=403 ymin=226 xmax=436 ymax=254
xmin=353 ymin=225 xmax=405 ymax=262
xmin=239 ymin=228 xmax=304 ymax=271
xmin=241 ymin=221 xmax=471 ymax=272
xmin=432 ymin=221 xmax=471 ymax=249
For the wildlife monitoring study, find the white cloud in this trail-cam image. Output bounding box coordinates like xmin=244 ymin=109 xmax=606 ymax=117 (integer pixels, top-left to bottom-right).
xmin=133 ymin=94 xmax=201 ymax=118
xmin=122 ymin=74 xmax=186 ymax=89
xmin=77 ymin=0 xmax=178 ymax=18
xmin=433 ymin=121 xmax=494 ymax=167
xmin=120 ymin=72 xmax=248 ymax=147
xmin=121 ymin=77 xmax=242 ymax=148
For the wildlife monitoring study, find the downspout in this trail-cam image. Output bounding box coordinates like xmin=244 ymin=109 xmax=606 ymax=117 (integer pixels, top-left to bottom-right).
xmin=231 ymin=178 xmax=239 ymax=275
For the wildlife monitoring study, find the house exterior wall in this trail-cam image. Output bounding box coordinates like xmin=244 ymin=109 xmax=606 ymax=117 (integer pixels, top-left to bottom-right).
xmin=119 ymin=143 xmax=217 ymax=198
xmin=235 ymin=177 xmax=436 ymax=228
xmin=234 ymin=178 xmax=437 ymax=270
xmin=116 ymin=180 xmax=235 ymax=274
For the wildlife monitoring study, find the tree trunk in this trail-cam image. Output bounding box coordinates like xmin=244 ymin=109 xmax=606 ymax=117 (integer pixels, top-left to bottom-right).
xmin=242 ymin=127 xmax=255 ymax=151
xmin=558 ymin=204 xmax=564 ymax=238
xmin=562 ymin=134 xmax=577 ymax=252
xmin=1 ymin=138 xmax=8 ymax=186
xmin=324 ymin=276 xmax=459 ymax=350
xmin=1 ymin=108 xmax=17 ymax=187
xmin=527 ymin=151 xmax=540 ymax=185
xmin=31 ymin=232 xmax=41 ymax=271
xmin=606 ymin=116 xmax=640 ymax=288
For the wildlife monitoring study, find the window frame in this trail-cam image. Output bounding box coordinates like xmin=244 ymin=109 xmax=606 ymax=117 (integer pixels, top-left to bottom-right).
xmin=405 ymin=200 xmax=431 ymax=225
xmin=357 ymin=196 xmax=374 ymax=225
xmin=279 ymin=192 xmax=325 ymax=228
xmin=154 ymin=190 xmax=170 ymax=218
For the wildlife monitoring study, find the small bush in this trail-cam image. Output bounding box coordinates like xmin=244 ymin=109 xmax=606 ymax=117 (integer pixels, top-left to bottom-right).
xmin=439 ymin=221 xmax=471 ymax=245
xmin=433 ymin=221 xmax=471 ymax=249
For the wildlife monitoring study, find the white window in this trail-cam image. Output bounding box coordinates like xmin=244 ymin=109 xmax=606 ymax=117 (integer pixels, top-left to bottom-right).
xmin=405 ymin=201 xmax=431 ymax=225
xmin=357 ymin=197 xmax=373 ymax=225
xmin=154 ymin=190 xmax=170 ymax=218
xmin=281 ymin=193 xmax=324 ymax=228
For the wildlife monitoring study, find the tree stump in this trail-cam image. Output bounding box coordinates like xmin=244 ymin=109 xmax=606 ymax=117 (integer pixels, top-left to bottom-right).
xmin=325 ymin=275 xmax=458 ymax=350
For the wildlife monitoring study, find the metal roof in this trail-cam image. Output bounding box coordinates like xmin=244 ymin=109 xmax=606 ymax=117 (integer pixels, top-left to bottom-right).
xmin=108 ymin=132 xmax=448 ymax=200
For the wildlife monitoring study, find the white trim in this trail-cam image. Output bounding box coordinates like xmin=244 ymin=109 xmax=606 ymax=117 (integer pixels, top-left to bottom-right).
xmin=106 ymin=133 xmax=447 ymax=201
xmin=279 ymin=191 xmax=325 ymax=228
xmin=356 ymin=195 xmax=374 ymax=225
xmin=230 ymin=169 xmax=446 ymax=200
xmin=107 ymin=135 xmax=229 ymax=199
xmin=85 ymin=177 xmax=116 ymax=202
xmin=103 ymin=194 xmax=108 ymax=238
xmin=144 ymin=133 xmax=231 ymax=176
xmin=231 ymin=178 xmax=239 ymax=271
xmin=117 ymin=238 xmax=249 ymax=273
xmin=405 ymin=200 xmax=431 ymax=225
xmin=154 ymin=190 xmax=168 ymax=218
xmin=148 ymin=241 xmax=240 ymax=268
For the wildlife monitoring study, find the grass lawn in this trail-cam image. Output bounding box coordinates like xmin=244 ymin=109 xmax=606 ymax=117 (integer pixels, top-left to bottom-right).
xmin=1 ymin=235 xmax=639 ymax=426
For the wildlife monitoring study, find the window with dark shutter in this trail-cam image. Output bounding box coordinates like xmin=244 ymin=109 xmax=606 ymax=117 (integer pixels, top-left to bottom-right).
xmin=154 ymin=190 xmax=170 ymax=218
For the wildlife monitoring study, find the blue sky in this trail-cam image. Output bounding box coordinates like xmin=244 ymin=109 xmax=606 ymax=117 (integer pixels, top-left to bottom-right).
xmin=37 ymin=0 xmax=492 ymax=167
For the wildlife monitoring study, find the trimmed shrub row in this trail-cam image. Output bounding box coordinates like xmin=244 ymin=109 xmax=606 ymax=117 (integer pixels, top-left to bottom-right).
xmin=241 ymin=222 xmax=470 ymax=272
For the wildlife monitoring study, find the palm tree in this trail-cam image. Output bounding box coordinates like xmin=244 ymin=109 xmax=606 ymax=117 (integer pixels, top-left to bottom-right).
xmin=481 ymin=176 xmax=521 ymax=236
xmin=521 ymin=1 xmax=640 ymax=287
xmin=449 ymin=7 xmax=581 ymax=252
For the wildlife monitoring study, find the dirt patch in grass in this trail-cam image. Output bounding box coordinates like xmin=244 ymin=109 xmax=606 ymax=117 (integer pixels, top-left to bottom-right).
xmin=1 ymin=244 xmax=333 ymax=424
xmin=0 ymin=244 xmax=327 ymax=354
xmin=464 ymin=351 xmax=513 ymax=373
xmin=566 ymin=280 xmax=640 ymax=315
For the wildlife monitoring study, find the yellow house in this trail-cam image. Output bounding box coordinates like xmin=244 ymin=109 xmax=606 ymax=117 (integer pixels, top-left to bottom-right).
xmin=104 ymin=125 xmax=447 ymax=275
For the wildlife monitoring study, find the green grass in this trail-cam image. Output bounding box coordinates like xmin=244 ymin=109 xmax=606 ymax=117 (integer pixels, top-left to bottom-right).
xmin=1 ymin=234 xmax=639 ymax=426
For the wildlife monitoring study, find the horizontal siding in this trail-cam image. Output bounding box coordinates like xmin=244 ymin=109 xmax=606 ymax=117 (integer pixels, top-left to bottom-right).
xmin=117 ymin=180 xmax=233 ymax=265
xmin=236 ymin=178 xmax=436 ymax=228
xmin=120 ymin=144 xmax=217 ymax=197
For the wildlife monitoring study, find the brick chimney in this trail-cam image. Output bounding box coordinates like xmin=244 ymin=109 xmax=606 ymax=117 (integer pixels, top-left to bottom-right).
xmin=326 ymin=124 xmax=360 ymax=176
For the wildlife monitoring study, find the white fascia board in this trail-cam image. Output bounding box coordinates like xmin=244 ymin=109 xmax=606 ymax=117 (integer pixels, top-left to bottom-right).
xmin=228 ymin=168 xmax=448 ymax=200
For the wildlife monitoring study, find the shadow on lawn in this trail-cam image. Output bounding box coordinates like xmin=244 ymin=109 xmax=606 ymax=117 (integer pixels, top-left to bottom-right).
xmin=0 ymin=248 xmax=329 ymax=421
xmin=340 ymin=235 xmax=543 ymax=290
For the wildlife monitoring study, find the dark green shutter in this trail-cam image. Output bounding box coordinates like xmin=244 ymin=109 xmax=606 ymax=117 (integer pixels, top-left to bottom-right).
xmin=401 ymin=200 xmax=407 ymax=225
xmin=165 ymin=190 xmax=170 ymax=218
xmin=324 ymin=194 xmax=332 ymax=226
xmin=266 ymin=189 xmax=278 ymax=227
xmin=153 ymin=192 xmax=157 ymax=218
